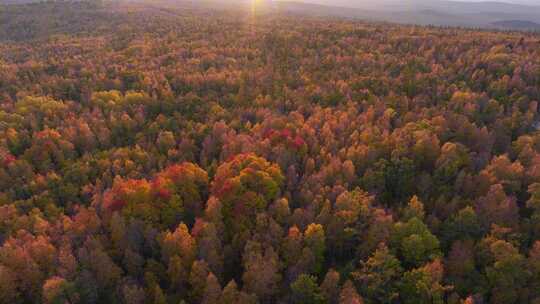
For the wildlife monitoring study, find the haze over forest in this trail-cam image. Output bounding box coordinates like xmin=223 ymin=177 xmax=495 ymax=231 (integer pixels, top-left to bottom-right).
xmin=271 ymin=0 xmax=540 ymax=30
xmin=1 ymin=0 xmax=540 ymax=29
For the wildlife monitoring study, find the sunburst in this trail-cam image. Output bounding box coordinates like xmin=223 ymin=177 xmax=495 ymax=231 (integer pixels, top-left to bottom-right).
xmin=251 ymin=0 xmax=263 ymax=14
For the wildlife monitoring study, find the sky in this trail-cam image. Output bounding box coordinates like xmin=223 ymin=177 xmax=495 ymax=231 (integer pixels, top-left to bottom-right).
xmin=453 ymin=0 xmax=539 ymax=3
xmin=454 ymin=0 xmax=537 ymax=2
xmin=284 ymin=0 xmax=540 ymax=6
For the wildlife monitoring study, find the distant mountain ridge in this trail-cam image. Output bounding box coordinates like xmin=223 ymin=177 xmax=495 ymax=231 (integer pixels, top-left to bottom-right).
xmin=2 ymin=0 xmax=540 ymax=31
xmin=296 ymin=0 xmax=540 ymax=10
xmin=492 ymin=20 xmax=540 ymax=30
xmin=272 ymin=0 xmax=540 ymax=30
xmin=0 ymin=0 xmax=96 ymax=3
xmin=0 ymin=0 xmax=36 ymax=3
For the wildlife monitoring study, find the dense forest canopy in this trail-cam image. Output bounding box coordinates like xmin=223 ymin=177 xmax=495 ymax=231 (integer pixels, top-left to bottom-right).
xmin=1 ymin=1 xmax=540 ymax=304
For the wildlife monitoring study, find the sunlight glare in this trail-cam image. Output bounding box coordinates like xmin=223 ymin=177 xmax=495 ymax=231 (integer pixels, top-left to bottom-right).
xmin=251 ymin=0 xmax=262 ymax=14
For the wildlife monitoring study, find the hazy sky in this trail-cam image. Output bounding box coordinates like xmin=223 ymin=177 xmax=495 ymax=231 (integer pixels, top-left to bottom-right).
xmin=454 ymin=0 xmax=539 ymax=3
xmin=286 ymin=0 xmax=540 ymax=5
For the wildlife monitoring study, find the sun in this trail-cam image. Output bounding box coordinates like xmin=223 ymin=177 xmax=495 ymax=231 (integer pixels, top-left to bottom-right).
xmin=251 ymin=0 xmax=263 ymax=13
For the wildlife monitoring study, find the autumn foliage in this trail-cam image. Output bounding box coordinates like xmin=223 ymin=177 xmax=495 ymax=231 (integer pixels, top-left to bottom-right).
xmin=1 ymin=1 xmax=540 ymax=303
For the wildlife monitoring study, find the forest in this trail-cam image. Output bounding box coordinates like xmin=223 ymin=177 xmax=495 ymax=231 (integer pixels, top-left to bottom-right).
xmin=1 ymin=1 xmax=540 ymax=303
